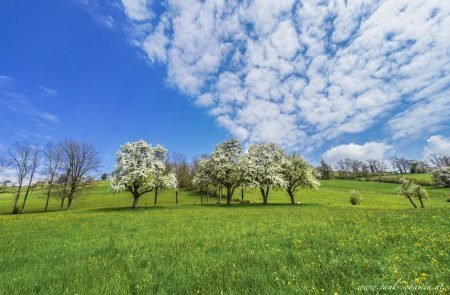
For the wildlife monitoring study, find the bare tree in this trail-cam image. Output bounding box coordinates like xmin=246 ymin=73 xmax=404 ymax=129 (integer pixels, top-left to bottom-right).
xmin=42 ymin=142 xmax=63 ymax=212
xmin=8 ymin=142 xmax=34 ymax=213
xmin=390 ymin=157 xmax=411 ymax=174
xmin=367 ymin=159 xmax=389 ymax=176
xmin=19 ymin=145 xmax=40 ymax=214
xmin=0 ymin=156 xmax=10 ymax=193
xmin=60 ymin=139 xmax=100 ymax=210
xmin=168 ymin=152 xmax=193 ymax=189
xmin=0 ymin=155 xmax=10 ymax=175
xmin=428 ymin=153 xmax=450 ymax=169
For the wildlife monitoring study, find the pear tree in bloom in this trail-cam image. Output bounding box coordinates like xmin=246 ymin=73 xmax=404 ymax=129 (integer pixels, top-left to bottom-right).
xmin=244 ymin=143 xmax=285 ymax=204
xmin=281 ymin=153 xmax=320 ymax=204
xmin=110 ymin=140 xmax=176 ymax=209
xmin=394 ymin=178 xmax=429 ymax=208
xmin=192 ymin=158 xmax=214 ymax=193
xmin=196 ymin=139 xmax=245 ymax=205
xmin=151 ymin=145 xmax=178 ymax=205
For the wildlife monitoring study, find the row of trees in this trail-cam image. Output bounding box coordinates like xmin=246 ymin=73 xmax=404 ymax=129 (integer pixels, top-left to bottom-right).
xmin=192 ymin=139 xmax=320 ymax=205
xmin=109 ymin=139 xmax=320 ymax=208
xmin=317 ymin=154 xmax=450 ymax=180
xmin=0 ymin=139 xmax=100 ymax=214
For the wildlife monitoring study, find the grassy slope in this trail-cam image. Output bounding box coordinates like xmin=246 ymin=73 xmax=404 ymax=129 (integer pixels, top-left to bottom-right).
xmin=0 ymin=180 xmax=449 ymax=294
xmin=367 ymin=173 xmax=434 ymax=186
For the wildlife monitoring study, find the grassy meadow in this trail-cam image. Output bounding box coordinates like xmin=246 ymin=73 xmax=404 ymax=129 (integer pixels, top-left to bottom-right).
xmin=0 ymin=179 xmax=449 ymax=294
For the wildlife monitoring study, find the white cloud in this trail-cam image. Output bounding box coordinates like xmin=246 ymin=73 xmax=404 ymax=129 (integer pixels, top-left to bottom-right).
xmin=322 ymin=142 xmax=392 ymax=165
xmin=423 ymin=135 xmax=450 ymax=158
xmin=0 ymin=75 xmax=14 ymax=87
xmin=1 ymin=89 xmax=59 ymax=124
xmin=39 ymin=86 xmax=58 ymax=97
xmin=121 ymin=0 xmax=153 ymax=21
xmin=121 ymin=0 xmax=450 ymax=151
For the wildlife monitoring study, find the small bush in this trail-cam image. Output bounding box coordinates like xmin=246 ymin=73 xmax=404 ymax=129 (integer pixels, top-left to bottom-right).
xmin=232 ymin=198 xmax=241 ymax=202
xmin=240 ymin=200 xmax=250 ymax=204
xmin=349 ymin=190 xmax=361 ymax=205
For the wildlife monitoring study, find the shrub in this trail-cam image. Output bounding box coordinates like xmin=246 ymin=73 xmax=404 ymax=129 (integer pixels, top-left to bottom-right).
xmin=349 ymin=190 xmax=361 ymax=205
xmin=431 ymin=167 xmax=450 ymax=187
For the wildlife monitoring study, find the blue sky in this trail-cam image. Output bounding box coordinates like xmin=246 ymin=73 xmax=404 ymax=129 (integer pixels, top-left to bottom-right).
xmin=1 ymin=0 xmax=449 ymax=172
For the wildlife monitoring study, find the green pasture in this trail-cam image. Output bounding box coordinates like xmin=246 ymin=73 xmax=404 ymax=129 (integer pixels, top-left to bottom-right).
xmin=0 ymin=180 xmax=448 ymax=294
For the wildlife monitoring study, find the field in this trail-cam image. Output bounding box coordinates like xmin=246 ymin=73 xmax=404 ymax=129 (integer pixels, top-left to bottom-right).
xmin=366 ymin=173 xmax=435 ymax=186
xmin=0 ymin=180 xmax=449 ymax=294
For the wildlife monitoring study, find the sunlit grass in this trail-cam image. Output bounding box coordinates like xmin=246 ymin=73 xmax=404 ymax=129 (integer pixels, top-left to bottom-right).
xmin=0 ymin=180 xmax=448 ymax=293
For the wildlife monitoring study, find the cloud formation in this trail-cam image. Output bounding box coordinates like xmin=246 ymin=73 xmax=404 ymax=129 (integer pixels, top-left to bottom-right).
xmin=322 ymin=141 xmax=391 ymax=165
xmin=39 ymin=86 xmax=58 ymax=97
xmin=0 ymin=76 xmax=59 ymax=124
xmin=423 ymin=135 xmax=450 ymax=158
xmin=122 ymin=0 xmax=450 ymax=150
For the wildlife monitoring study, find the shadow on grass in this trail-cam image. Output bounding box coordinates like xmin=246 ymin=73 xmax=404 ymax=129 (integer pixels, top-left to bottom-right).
xmin=88 ymin=202 xmax=324 ymax=213
xmin=89 ymin=205 xmax=168 ymax=213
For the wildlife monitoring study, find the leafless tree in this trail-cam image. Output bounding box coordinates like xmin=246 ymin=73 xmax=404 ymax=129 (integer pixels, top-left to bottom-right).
xmin=0 ymin=155 xmax=10 ymax=176
xmin=169 ymin=152 xmax=194 ymax=189
xmin=428 ymin=153 xmax=450 ymax=169
xmin=42 ymin=142 xmax=63 ymax=212
xmin=19 ymin=145 xmax=40 ymax=214
xmin=8 ymin=142 xmax=33 ymax=214
xmin=367 ymin=159 xmax=389 ymax=175
xmin=60 ymin=139 xmax=100 ymax=210
xmin=390 ymin=157 xmax=412 ymax=174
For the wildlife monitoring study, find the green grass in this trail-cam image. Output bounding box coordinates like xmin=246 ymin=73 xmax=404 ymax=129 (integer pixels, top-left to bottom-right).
xmin=0 ymin=180 xmax=449 ymax=294
xmin=367 ymin=173 xmax=434 ymax=186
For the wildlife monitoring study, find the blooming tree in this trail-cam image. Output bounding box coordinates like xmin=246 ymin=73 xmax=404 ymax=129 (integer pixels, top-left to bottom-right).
xmin=394 ymin=178 xmax=429 ymax=208
xmin=192 ymin=158 xmax=214 ymax=193
xmin=194 ymin=139 xmax=245 ymax=205
xmin=282 ymin=153 xmax=320 ymax=204
xmin=244 ymin=143 xmax=285 ymax=204
xmin=431 ymin=167 xmax=450 ymax=187
xmin=110 ymin=140 xmax=176 ymax=209
xmin=152 ymin=145 xmax=178 ymax=205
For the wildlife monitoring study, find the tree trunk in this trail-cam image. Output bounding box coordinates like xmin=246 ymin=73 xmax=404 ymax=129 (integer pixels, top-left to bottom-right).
xmin=201 ymin=193 xmax=203 ymax=205
xmin=260 ymin=186 xmax=265 ymax=204
xmin=154 ymin=187 xmax=158 ymax=205
xmin=288 ymin=191 xmax=296 ymax=204
xmin=67 ymin=197 xmax=73 ymax=210
xmin=260 ymin=186 xmax=269 ymax=204
xmin=45 ymin=176 xmax=55 ymax=212
xmin=176 ymin=190 xmax=179 ymax=205
xmin=226 ymin=186 xmax=232 ymax=205
xmin=132 ymin=195 xmax=140 ymax=209
xmin=406 ymin=195 xmax=417 ymax=208
xmin=60 ymin=197 xmax=65 ymax=210
xmin=219 ymin=187 xmax=222 ymax=204
xmin=20 ymin=183 xmax=34 ymax=214
xmin=206 ymin=189 xmax=209 ymax=204
xmin=45 ymin=185 xmax=52 ymax=212
xmin=12 ymin=186 xmax=22 ymax=214
xmin=241 ymin=186 xmax=244 ymax=202
xmin=418 ymin=192 xmax=425 ymax=208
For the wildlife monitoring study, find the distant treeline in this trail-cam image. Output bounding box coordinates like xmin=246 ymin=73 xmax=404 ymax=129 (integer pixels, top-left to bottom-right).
xmin=317 ymin=154 xmax=450 ymax=182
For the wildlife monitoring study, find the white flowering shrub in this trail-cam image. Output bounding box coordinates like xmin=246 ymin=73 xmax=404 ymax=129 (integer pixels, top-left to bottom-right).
xmin=431 ymin=167 xmax=450 ymax=187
